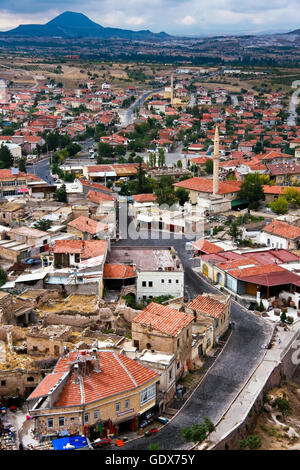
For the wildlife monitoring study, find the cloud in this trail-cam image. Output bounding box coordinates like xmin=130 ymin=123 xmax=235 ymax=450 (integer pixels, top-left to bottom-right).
xmin=0 ymin=1 xmax=299 ymax=35
xmin=180 ymin=16 xmax=197 ymax=25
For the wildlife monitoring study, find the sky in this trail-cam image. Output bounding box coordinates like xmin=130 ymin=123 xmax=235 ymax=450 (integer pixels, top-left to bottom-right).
xmin=0 ymin=1 xmax=299 ymax=36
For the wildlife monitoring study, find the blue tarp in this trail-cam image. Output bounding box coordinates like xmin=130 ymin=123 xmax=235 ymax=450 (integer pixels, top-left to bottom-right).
xmin=52 ymin=435 xmax=88 ymax=450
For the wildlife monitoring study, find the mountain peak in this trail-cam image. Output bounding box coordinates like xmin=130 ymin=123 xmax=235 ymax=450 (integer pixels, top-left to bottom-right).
xmin=46 ymin=11 xmax=100 ymax=28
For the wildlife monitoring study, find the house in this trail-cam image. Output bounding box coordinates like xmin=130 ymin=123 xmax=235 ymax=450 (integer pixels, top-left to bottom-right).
xmin=132 ymin=302 xmax=194 ymax=378
xmin=107 ymin=246 xmax=184 ymax=302
xmin=9 ymin=226 xmax=50 ymax=253
xmin=0 ymin=168 xmax=28 ymax=198
xmin=173 ymin=177 xmax=242 ymax=204
xmin=53 ymin=239 xmax=107 ymax=268
xmin=67 ymin=216 xmax=109 ymax=240
xmin=0 ymin=202 xmax=27 ymax=225
xmin=187 ymin=294 xmax=231 ymax=343
xmin=260 ymin=220 xmax=300 ymax=250
xmin=27 ymin=349 xmax=160 ymax=439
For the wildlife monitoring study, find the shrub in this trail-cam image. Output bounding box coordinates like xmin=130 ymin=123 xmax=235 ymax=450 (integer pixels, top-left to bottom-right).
xmin=275 ymin=397 xmax=291 ymax=416
xmin=148 ymin=443 xmax=161 ymax=450
xmin=239 ymin=434 xmax=262 ymax=450
xmin=180 ymin=418 xmax=214 ymax=443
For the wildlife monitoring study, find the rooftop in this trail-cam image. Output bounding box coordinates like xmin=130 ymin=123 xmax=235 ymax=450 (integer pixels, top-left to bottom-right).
xmin=133 ymin=302 xmax=194 ymax=337
xmin=107 ymin=246 xmax=183 ymax=272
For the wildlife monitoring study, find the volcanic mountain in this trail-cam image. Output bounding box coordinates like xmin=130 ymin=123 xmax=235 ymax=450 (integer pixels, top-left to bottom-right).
xmin=2 ymin=11 xmax=170 ymax=41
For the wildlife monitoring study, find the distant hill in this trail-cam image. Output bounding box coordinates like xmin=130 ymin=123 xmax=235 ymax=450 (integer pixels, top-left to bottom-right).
xmin=287 ymin=28 xmax=300 ymax=35
xmin=1 ymin=11 xmax=170 ymax=41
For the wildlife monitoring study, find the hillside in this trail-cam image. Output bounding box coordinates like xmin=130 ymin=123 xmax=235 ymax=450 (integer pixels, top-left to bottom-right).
xmin=1 ymin=11 xmax=170 ymax=41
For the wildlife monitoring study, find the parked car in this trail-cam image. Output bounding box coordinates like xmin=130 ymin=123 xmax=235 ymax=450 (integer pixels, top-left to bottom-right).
xmin=24 ymin=258 xmax=41 ymax=265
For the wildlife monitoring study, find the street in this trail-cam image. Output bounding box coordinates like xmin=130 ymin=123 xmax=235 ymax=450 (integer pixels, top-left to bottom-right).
xmin=115 ymin=231 xmax=273 ymax=450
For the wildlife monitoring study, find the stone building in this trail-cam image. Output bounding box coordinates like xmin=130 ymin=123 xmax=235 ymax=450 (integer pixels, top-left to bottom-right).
xmin=132 ymin=302 xmax=194 ymax=378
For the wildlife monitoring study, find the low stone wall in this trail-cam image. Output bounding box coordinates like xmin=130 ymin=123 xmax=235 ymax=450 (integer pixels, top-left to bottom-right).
xmin=43 ymin=312 xmax=101 ymax=328
xmin=210 ymin=331 xmax=300 ymax=450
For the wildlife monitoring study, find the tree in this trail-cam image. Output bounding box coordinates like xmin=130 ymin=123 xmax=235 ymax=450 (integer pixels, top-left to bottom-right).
xmin=239 ymin=434 xmax=262 ymax=450
xmin=180 ymin=418 xmax=215 ymax=443
xmin=157 ymin=148 xmax=166 ymax=167
xmin=238 ymin=173 xmax=264 ymax=209
xmin=66 ymin=142 xmax=82 ymax=156
xmin=0 ymin=145 xmax=14 ymax=169
xmin=177 ymin=159 xmax=183 ymax=168
xmin=275 ymin=397 xmax=291 ymax=416
xmin=0 ymin=267 xmax=7 ymax=287
xmin=283 ymin=187 xmax=300 ymax=205
xmin=33 ymin=219 xmax=52 ymax=231
xmin=175 ymin=187 xmax=189 ymax=206
xmin=154 ymin=176 xmax=178 ymax=207
xmin=229 ymin=222 xmax=241 ymax=242
xmin=55 ymin=184 xmax=68 ymax=203
xmin=205 ymin=158 xmax=213 ymax=175
xmin=269 ymin=197 xmax=288 ymax=215
xmin=148 ymin=152 xmax=156 ymax=167
xmin=18 ymin=157 xmax=27 ymax=173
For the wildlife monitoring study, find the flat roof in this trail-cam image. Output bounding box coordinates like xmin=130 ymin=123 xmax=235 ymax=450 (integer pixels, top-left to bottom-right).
xmin=108 ymin=246 xmax=183 ymax=272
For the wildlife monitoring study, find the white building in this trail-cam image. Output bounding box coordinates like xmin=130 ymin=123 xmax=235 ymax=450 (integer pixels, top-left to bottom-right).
xmin=107 ymin=246 xmax=184 ymax=302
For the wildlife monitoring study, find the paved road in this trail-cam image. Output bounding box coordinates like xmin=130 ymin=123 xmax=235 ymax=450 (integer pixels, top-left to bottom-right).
xmin=26 ymin=157 xmax=53 ymax=184
xmin=119 ymin=88 xmax=164 ymax=127
xmin=114 ymin=231 xmax=273 ymax=450
xmin=287 ymin=90 xmax=297 ymax=127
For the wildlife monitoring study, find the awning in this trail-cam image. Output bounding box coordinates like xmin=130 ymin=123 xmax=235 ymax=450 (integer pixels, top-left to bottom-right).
xmin=231 ymin=199 xmax=248 ymax=208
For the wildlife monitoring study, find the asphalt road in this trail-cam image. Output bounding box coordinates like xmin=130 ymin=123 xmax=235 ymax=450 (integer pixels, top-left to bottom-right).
xmin=115 ymin=231 xmax=273 ymax=450
xmin=26 ymin=156 xmax=54 ymax=184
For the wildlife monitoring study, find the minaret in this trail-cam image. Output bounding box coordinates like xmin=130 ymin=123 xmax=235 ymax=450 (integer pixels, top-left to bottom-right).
xmin=212 ymin=125 xmax=219 ymax=196
xmin=170 ymin=73 xmax=174 ymax=107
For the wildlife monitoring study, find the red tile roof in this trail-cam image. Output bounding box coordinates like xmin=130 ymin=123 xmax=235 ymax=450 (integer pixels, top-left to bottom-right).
xmin=263 ymin=220 xmax=300 ymax=240
xmin=187 ymin=295 xmax=227 ymax=318
xmin=68 ymin=216 xmax=108 ymax=234
xmin=49 ymin=351 xmax=159 ymax=407
xmin=133 ymin=302 xmax=194 ymax=337
xmin=53 ymin=239 xmax=107 ymax=259
xmin=27 ymin=372 xmax=66 ymax=400
xmin=192 ymin=239 xmax=223 ymax=254
xmin=133 ymin=193 xmax=157 ymax=203
xmin=174 ymin=177 xmax=241 ymax=195
xmin=103 ymin=264 xmax=136 ymax=279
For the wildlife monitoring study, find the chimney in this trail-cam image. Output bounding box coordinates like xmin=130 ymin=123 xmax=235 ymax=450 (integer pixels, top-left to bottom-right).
xmin=73 ymin=363 xmax=80 ymax=384
xmin=92 ymin=348 xmax=101 ymax=372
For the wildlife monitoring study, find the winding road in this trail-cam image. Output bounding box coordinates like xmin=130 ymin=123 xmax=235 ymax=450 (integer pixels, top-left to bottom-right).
xmin=114 ymin=231 xmax=273 ymax=450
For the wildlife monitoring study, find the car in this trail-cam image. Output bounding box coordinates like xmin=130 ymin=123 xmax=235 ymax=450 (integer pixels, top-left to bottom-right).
xmin=24 ymin=258 xmax=41 ymax=265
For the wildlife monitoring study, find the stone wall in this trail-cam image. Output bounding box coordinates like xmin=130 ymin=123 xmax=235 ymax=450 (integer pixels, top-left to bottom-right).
xmin=210 ymin=332 xmax=300 ymax=450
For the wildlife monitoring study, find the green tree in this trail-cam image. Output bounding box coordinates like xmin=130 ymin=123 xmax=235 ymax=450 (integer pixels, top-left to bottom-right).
xmin=55 ymin=184 xmax=68 ymax=203
xmin=0 ymin=267 xmax=7 ymax=287
xmin=175 ymin=187 xmax=189 ymax=206
xmin=180 ymin=418 xmax=215 ymax=443
xmin=229 ymin=222 xmax=241 ymax=242
xmin=66 ymin=142 xmax=82 ymax=156
xmin=275 ymin=397 xmax=291 ymax=416
xmin=238 ymin=173 xmax=264 ymax=209
xmin=269 ymin=197 xmax=288 ymax=215
xmin=33 ymin=219 xmax=52 ymax=231
xmin=0 ymin=145 xmax=14 ymax=169
xmin=283 ymin=187 xmax=300 ymax=205
xmin=154 ymin=176 xmax=178 ymax=206
xmin=157 ymin=148 xmax=166 ymax=167
xmin=239 ymin=434 xmax=262 ymax=450
xmin=205 ymin=158 xmax=213 ymax=175
xmin=18 ymin=157 xmax=27 ymax=173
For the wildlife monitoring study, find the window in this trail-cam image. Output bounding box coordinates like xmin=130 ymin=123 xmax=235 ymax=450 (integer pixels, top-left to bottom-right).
xmin=27 ymin=376 xmax=34 ymax=382
xmin=169 ymin=370 xmax=173 ymax=381
xmin=142 ymin=281 xmax=146 ymax=287
xmin=48 ymin=418 xmax=54 ymax=428
xmin=187 ymin=329 xmax=189 ymax=338
xmin=176 ymin=279 xmax=179 ymax=284
xmin=84 ymin=413 xmax=90 ymax=423
xmin=177 ymin=339 xmax=180 ymax=348
xmin=140 ymin=384 xmax=155 ymax=406
xmin=125 ymin=399 xmax=130 ymax=410
xmin=177 ymin=362 xmax=180 ymax=369
xmin=168 ymin=279 xmax=172 ymax=284
xmin=43 ymin=239 xmax=47 ymax=245
xmin=59 ymin=417 xmax=65 ymax=427
xmin=1 ymin=380 xmax=6 ymax=387
xmin=116 ymin=402 xmax=121 ymax=412
xmin=93 ymin=410 xmax=99 ymax=421
xmin=161 ymin=279 xmax=164 ymax=283
xmin=148 ymin=281 xmax=153 ymax=287
xmin=133 ymin=340 xmax=139 ymax=348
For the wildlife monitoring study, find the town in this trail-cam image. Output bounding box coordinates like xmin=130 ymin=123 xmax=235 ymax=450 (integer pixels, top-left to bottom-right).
xmin=0 ymin=15 xmax=300 ymax=452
